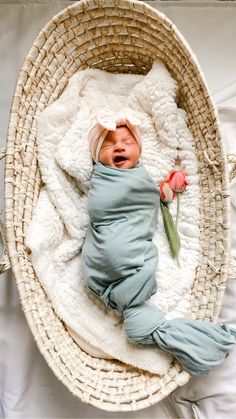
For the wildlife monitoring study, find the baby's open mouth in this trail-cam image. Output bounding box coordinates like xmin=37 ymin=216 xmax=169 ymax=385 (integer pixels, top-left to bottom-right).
xmin=114 ymin=156 xmax=127 ymax=164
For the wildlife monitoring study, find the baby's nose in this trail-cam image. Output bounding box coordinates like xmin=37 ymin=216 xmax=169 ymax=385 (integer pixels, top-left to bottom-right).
xmin=114 ymin=143 xmax=125 ymax=151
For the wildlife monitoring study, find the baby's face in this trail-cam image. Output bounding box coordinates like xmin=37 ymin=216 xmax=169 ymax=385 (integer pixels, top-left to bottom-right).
xmin=98 ymin=126 xmax=140 ymax=169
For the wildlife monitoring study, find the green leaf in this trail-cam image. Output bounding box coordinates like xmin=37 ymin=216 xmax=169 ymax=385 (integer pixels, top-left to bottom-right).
xmin=160 ymin=200 xmax=181 ymax=266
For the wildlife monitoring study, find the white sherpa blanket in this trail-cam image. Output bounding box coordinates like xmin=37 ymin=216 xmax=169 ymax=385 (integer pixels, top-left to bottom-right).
xmin=26 ymin=60 xmax=200 ymax=375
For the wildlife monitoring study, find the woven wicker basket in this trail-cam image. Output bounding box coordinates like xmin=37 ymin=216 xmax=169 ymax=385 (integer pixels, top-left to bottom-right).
xmin=1 ymin=0 xmax=236 ymax=411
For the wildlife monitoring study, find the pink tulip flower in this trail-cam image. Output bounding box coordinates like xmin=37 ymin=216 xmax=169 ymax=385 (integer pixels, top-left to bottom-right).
xmin=160 ymin=181 xmax=175 ymax=203
xmin=167 ymin=170 xmax=187 ymax=193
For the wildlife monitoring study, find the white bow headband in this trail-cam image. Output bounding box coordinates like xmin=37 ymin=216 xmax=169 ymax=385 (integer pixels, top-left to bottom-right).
xmin=89 ymin=110 xmax=142 ymax=162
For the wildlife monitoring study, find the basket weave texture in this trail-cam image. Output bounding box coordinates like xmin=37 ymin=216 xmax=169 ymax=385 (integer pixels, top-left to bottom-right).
xmin=4 ymin=0 xmax=231 ymax=411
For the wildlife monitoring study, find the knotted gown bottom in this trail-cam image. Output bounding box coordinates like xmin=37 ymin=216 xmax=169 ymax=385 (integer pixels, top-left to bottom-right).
xmin=81 ymin=162 xmax=236 ymax=376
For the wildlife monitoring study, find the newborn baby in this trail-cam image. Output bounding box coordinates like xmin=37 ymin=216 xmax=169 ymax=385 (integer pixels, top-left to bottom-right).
xmin=81 ymin=110 xmax=236 ymax=376
xmin=82 ymin=113 xmax=159 ymax=312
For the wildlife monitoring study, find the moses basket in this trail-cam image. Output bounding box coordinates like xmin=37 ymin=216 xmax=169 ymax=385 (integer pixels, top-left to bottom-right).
xmin=1 ymin=0 xmax=236 ymax=412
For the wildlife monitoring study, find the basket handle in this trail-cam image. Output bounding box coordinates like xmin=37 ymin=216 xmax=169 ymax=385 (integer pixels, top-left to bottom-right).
xmin=0 ymin=146 xmax=11 ymax=274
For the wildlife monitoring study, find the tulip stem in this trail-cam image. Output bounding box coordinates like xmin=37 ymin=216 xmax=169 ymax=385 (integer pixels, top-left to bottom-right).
xmin=176 ymin=256 xmax=180 ymax=268
xmin=176 ymin=193 xmax=180 ymax=228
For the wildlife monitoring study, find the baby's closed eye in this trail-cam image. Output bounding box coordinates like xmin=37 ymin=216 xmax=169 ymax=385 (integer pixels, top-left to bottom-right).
xmin=125 ymin=140 xmax=135 ymax=145
xmin=101 ymin=140 xmax=114 ymax=149
xmin=102 ymin=144 xmax=113 ymax=150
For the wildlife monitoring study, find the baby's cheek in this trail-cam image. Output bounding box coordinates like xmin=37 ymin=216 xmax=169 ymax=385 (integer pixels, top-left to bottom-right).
xmin=99 ymin=150 xmax=113 ymax=166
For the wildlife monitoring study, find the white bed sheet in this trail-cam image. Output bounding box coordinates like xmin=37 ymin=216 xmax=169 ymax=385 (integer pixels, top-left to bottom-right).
xmin=0 ymin=1 xmax=236 ymax=418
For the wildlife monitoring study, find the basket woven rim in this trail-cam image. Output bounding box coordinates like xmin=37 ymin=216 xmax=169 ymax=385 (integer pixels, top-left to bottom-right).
xmin=4 ymin=0 xmax=231 ymax=411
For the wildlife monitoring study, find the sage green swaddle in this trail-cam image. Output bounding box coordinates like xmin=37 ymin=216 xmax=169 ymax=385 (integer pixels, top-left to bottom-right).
xmin=81 ymin=162 xmax=236 ymax=375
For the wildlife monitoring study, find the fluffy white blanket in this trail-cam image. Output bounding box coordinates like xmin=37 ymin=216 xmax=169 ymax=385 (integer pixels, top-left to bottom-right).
xmin=26 ymin=60 xmax=200 ymax=375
